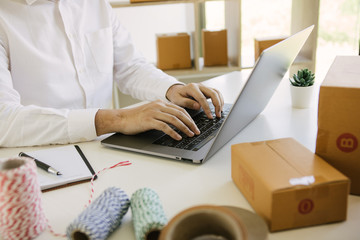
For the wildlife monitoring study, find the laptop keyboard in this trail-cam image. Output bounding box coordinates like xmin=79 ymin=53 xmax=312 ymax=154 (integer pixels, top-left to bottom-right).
xmin=153 ymin=104 xmax=231 ymax=151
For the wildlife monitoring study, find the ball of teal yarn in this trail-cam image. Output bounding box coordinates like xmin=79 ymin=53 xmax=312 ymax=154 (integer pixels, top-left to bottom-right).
xmin=66 ymin=187 xmax=130 ymax=240
xmin=131 ymin=188 xmax=168 ymax=240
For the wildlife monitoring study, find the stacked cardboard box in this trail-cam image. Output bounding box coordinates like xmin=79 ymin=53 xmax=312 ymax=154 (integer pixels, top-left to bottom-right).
xmin=202 ymin=29 xmax=228 ymax=66
xmin=316 ymin=56 xmax=360 ymax=195
xmin=156 ymin=32 xmax=192 ymax=71
xmin=232 ymin=138 xmax=349 ymax=232
xmin=254 ymin=37 xmax=286 ymax=61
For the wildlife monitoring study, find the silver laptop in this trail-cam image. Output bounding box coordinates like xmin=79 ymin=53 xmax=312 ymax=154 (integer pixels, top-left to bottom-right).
xmin=101 ymin=25 xmax=314 ymax=163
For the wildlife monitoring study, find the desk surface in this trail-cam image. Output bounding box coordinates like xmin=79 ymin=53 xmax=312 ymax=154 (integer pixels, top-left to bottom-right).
xmin=1 ymin=71 xmax=359 ymax=240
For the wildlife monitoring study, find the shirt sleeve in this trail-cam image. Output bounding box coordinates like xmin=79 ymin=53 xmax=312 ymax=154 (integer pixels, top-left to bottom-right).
xmin=110 ymin=6 xmax=182 ymax=102
xmin=0 ymin=32 xmax=98 ymax=147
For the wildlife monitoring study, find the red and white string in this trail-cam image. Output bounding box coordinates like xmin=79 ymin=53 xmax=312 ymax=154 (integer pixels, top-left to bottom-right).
xmin=0 ymin=158 xmax=47 ymax=240
xmin=86 ymin=160 xmax=131 ymax=207
xmin=0 ymin=157 xmax=131 ymax=239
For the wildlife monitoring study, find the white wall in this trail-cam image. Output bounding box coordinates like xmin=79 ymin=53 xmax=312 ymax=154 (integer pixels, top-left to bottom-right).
xmin=113 ymin=3 xmax=195 ymax=63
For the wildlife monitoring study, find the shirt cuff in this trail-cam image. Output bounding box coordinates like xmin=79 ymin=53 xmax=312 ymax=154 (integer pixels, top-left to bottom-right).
xmin=68 ymin=108 xmax=99 ymax=143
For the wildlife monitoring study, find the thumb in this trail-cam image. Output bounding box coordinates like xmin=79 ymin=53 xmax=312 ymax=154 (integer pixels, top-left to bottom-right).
xmin=180 ymin=98 xmax=201 ymax=110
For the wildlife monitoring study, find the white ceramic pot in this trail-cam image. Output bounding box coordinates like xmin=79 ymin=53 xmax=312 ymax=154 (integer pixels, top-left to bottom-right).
xmin=290 ymin=84 xmax=314 ymax=109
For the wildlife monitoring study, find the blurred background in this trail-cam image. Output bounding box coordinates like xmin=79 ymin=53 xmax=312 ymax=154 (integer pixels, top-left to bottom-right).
xmin=111 ymin=0 xmax=360 ymax=106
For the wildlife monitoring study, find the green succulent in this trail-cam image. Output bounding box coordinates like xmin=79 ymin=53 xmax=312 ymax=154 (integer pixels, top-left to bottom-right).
xmin=290 ymin=68 xmax=315 ymax=87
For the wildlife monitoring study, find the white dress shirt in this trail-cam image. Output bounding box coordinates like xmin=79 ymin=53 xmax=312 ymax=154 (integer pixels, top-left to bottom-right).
xmin=0 ymin=0 xmax=179 ymax=147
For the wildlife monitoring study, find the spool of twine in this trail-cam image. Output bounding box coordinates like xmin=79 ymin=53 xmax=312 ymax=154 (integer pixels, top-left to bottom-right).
xmin=66 ymin=187 xmax=130 ymax=240
xmin=159 ymin=205 xmax=269 ymax=240
xmin=159 ymin=205 xmax=247 ymax=240
xmin=131 ymin=188 xmax=168 ymax=240
xmin=0 ymin=157 xmax=47 ymax=240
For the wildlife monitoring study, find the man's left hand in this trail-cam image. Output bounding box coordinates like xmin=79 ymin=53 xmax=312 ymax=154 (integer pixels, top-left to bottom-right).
xmin=166 ymin=83 xmax=224 ymax=119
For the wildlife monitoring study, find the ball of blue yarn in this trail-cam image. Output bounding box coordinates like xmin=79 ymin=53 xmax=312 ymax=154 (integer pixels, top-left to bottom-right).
xmin=67 ymin=187 xmax=130 ymax=240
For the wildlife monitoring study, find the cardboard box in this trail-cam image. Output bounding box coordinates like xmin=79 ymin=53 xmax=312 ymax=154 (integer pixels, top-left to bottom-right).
xmin=316 ymin=56 xmax=360 ymax=195
xmin=202 ymin=29 xmax=228 ymax=66
xmin=254 ymin=37 xmax=286 ymax=61
xmin=232 ymin=138 xmax=349 ymax=232
xmin=156 ymin=33 xmax=192 ymax=70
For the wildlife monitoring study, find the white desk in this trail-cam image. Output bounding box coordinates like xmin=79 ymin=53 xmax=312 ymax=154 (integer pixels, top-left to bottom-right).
xmin=1 ymin=71 xmax=359 ymax=240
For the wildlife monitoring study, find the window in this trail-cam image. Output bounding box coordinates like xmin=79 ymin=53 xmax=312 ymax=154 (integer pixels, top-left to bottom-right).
xmin=316 ymin=0 xmax=360 ymax=80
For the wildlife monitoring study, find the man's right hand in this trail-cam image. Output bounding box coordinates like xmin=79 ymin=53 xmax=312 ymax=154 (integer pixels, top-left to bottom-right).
xmin=95 ymin=100 xmax=200 ymax=140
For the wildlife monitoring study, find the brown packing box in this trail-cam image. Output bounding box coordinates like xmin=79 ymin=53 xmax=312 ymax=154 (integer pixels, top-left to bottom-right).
xmin=156 ymin=32 xmax=192 ymax=70
xmin=254 ymin=37 xmax=286 ymax=61
xmin=316 ymin=56 xmax=360 ymax=195
xmin=231 ymin=138 xmax=349 ymax=232
xmin=202 ymin=29 xmax=228 ymax=66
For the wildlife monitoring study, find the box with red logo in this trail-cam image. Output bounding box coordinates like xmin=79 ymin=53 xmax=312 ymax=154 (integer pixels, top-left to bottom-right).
xmin=316 ymin=56 xmax=360 ymax=195
xmin=232 ymin=138 xmax=349 ymax=232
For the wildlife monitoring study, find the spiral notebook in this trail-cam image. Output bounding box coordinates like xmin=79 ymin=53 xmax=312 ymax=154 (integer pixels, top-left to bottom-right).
xmin=23 ymin=145 xmax=96 ymax=191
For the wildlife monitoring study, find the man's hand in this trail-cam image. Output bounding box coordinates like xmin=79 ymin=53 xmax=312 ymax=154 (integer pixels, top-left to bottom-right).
xmin=95 ymin=83 xmax=223 ymax=140
xmin=166 ymin=83 xmax=224 ymax=119
xmin=95 ymin=100 xmax=200 ymax=140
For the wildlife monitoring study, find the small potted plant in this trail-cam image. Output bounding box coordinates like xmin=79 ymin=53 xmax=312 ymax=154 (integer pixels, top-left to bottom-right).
xmin=289 ymin=68 xmax=315 ymax=108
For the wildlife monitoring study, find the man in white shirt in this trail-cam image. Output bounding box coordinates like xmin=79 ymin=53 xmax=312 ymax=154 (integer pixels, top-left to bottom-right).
xmin=0 ymin=0 xmax=223 ymax=147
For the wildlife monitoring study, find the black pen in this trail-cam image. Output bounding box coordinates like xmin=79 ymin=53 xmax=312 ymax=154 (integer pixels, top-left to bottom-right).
xmin=19 ymin=152 xmax=62 ymax=175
